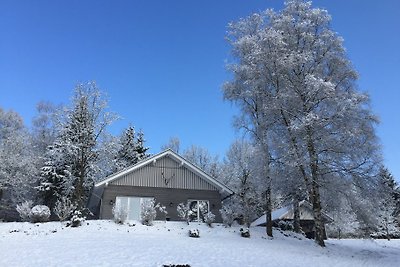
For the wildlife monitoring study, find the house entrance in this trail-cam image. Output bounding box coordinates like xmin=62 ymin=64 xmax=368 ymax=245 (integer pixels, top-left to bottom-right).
xmin=115 ymin=196 xmax=153 ymax=221
xmin=188 ymin=200 xmax=209 ymax=222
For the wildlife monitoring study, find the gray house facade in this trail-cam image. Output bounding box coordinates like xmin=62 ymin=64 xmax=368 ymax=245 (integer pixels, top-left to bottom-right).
xmin=92 ymin=149 xmax=233 ymax=222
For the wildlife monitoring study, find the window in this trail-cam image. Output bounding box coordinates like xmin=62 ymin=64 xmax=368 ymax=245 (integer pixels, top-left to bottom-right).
xmin=188 ymin=200 xmax=209 ymax=222
xmin=115 ymin=196 xmax=153 ymax=221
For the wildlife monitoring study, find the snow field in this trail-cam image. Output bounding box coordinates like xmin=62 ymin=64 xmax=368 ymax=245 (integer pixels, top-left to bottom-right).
xmin=1 ymin=220 xmax=399 ymax=267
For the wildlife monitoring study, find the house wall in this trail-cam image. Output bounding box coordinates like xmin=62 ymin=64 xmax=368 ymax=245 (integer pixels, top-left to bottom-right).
xmin=110 ymin=156 xmax=219 ymax=191
xmin=281 ymin=205 xmax=315 ymax=220
xmin=101 ymin=185 xmax=223 ymax=222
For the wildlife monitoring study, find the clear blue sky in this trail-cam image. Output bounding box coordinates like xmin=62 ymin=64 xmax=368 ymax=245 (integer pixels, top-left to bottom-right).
xmin=1 ymin=1 xmax=399 ymax=180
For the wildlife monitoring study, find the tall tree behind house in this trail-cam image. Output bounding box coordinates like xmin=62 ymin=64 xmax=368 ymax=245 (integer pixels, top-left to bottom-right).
xmin=39 ymin=82 xmax=117 ymax=211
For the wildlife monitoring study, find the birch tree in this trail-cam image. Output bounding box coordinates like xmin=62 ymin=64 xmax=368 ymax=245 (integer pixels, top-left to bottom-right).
xmin=31 ymin=101 xmax=57 ymax=157
xmin=224 ymin=0 xmax=380 ymax=245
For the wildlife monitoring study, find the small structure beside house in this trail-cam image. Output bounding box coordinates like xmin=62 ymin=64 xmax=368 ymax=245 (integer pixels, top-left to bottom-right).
xmin=251 ymin=200 xmax=333 ymax=239
xmin=90 ymin=149 xmax=233 ymax=222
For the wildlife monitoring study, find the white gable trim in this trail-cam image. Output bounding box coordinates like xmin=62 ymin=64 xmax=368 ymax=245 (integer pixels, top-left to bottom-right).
xmin=95 ymin=149 xmax=233 ymax=194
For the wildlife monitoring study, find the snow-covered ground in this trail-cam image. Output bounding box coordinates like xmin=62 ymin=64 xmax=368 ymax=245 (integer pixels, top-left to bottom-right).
xmin=1 ymin=220 xmax=399 ymax=267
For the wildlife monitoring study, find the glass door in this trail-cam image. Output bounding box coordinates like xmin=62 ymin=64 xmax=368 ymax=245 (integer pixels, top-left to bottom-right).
xmin=115 ymin=196 xmax=154 ymax=221
xmin=188 ymin=200 xmax=209 ymax=222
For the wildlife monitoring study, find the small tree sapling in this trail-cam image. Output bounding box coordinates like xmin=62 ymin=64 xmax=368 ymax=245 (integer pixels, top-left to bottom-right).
xmin=177 ymin=202 xmax=192 ymax=225
xmin=54 ymin=197 xmax=76 ymax=221
xmin=112 ymin=203 xmax=128 ymax=224
xmin=16 ymin=200 xmax=33 ymax=222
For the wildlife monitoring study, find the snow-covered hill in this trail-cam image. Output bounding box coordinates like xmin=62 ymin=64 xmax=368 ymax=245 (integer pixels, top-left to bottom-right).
xmin=1 ymin=220 xmax=399 ymax=267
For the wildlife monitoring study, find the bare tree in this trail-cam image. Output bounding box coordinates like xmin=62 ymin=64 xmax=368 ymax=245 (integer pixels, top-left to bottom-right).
xmin=161 ymin=136 xmax=181 ymax=153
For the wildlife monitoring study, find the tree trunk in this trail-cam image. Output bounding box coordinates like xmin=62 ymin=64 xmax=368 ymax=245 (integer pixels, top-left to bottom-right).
xmin=306 ymin=126 xmax=325 ymax=247
xmin=280 ymin=109 xmax=313 ymax=199
xmin=75 ymin=176 xmax=84 ymax=210
xmin=75 ymin=150 xmax=86 ymax=211
xmin=385 ymin=220 xmax=390 ymax=241
xmin=293 ymin=196 xmax=301 ymax=233
xmin=311 ymin=177 xmax=325 ymax=246
xmin=257 ymin=122 xmax=273 ymax=238
xmin=266 ymin=186 xmax=273 ymax=237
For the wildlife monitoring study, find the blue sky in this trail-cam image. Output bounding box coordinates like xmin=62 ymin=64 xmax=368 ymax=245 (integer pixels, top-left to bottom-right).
xmin=1 ymin=1 xmax=399 ymax=180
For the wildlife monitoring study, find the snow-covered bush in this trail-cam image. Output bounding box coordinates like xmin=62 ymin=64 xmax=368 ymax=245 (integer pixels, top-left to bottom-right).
xmin=204 ymin=211 xmax=216 ymax=227
xmin=220 ymin=205 xmax=235 ymax=227
xmin=188 ymin=229 xmax=200 ymax=238
xmin=54 ymin=197 xmax=76 ymax=221
xmin=30 ymin=205 xmax=51 ymax=223
xmin=240 ymin=228 xmax=250 ymax=238
xmin=70 ymin=210 xmax=85 ymax=227
xmin=157 ymin=203 xmax=168 ymax=222
xmin=141 ymin=199 xmax=157 ymax=226
xmin=16 ymin=200 xmax=33 ymax=222
xmin=112 ymin=203 xmax=127 ymax=224
xmin=177 ymin=202 xmax=191 ymax=225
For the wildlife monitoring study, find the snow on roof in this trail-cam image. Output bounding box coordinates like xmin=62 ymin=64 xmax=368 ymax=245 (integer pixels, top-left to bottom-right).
xmin=251 ymin=200 xmax=333 ymax=227
xmin=251 ymin=205 xmax=292 ymax=227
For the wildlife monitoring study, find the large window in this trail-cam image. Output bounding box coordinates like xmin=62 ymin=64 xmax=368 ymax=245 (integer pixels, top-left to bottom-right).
xmin=115 ymin=196 xmax=153 ymax=221
xmin=188 ymin=200 xmax=209 ymax=222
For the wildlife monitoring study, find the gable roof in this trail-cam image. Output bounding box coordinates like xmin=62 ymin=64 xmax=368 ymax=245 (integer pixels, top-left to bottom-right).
xmin=95 ymin=149 xmax=233 ymax=194
xmin=251 ymin=200 xmax=334 ymax=227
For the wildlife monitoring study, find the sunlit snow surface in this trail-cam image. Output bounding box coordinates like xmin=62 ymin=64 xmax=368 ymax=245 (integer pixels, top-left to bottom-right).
xmin=1 ymin=220 xmax=399 ymax=267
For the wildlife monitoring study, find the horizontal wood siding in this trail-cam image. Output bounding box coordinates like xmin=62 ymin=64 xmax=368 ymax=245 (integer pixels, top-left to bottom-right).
xmin=101 ymin=185 xmax=222 ymax=222
xmin=110 ymin=155 xmax=218 ymax=191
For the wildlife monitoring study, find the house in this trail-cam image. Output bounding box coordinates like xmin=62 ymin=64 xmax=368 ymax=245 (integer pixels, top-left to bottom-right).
xmin=89 ymin=149 xmax=233 ymax=222
xmin=251 ymin=200 xmax=333 ymax=239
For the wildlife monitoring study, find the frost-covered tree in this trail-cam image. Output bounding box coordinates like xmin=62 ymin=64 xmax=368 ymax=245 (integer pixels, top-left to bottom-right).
xmin=325 ymin=192 xmax=359 ymax=239
xmin=54 ymin=196 xmax=77 ymax=221
xmin=204 ymin=211 xmax=216 ymax=227
xmin=135 ymin=130 xmax=149 ymax=160
xmin=140 ymin=199 xmax=157 ymax=226
xmin=177 ymin=202 xmax=192 ymax=225
xmin=39 ymin=82 xmax=117 ymax=211
xmin=0 ymin=108 xmax=37 ymax=218
xmin=183 ymin=145 xmax=221 ymax=179
xmin=140 ymin=199 xmax=166 ymax=226
xmin=224 ymin=0 xmax=380 ymax=245
xmin=162 ymin=139 xmax=222 ymax=180
xmin=115 ymin=126 xmax=149 ymax=171
xmin=373 ymin=168 xmax=400 ymax=240
xmin=221 ymin=140 xmax=264 ymax=227
xmin=112 ymin=202 xmax=128 ymax=224
xmin=38 ymin=139 xmax=73 ymax=211
xmin=161 ymin=136 xmax=181 ymax=153
xmin=220 ymin=204 xmax=236 ymax=227
xmin=31 ymin=101 xmax=57 ymax=157
xmin=16 ymin=200 xmax=33 ymax=222
xmin=224 ymin=11 xmax=277 ymax=237
xmin=95 ymin=133 xmax=120 ymax=180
